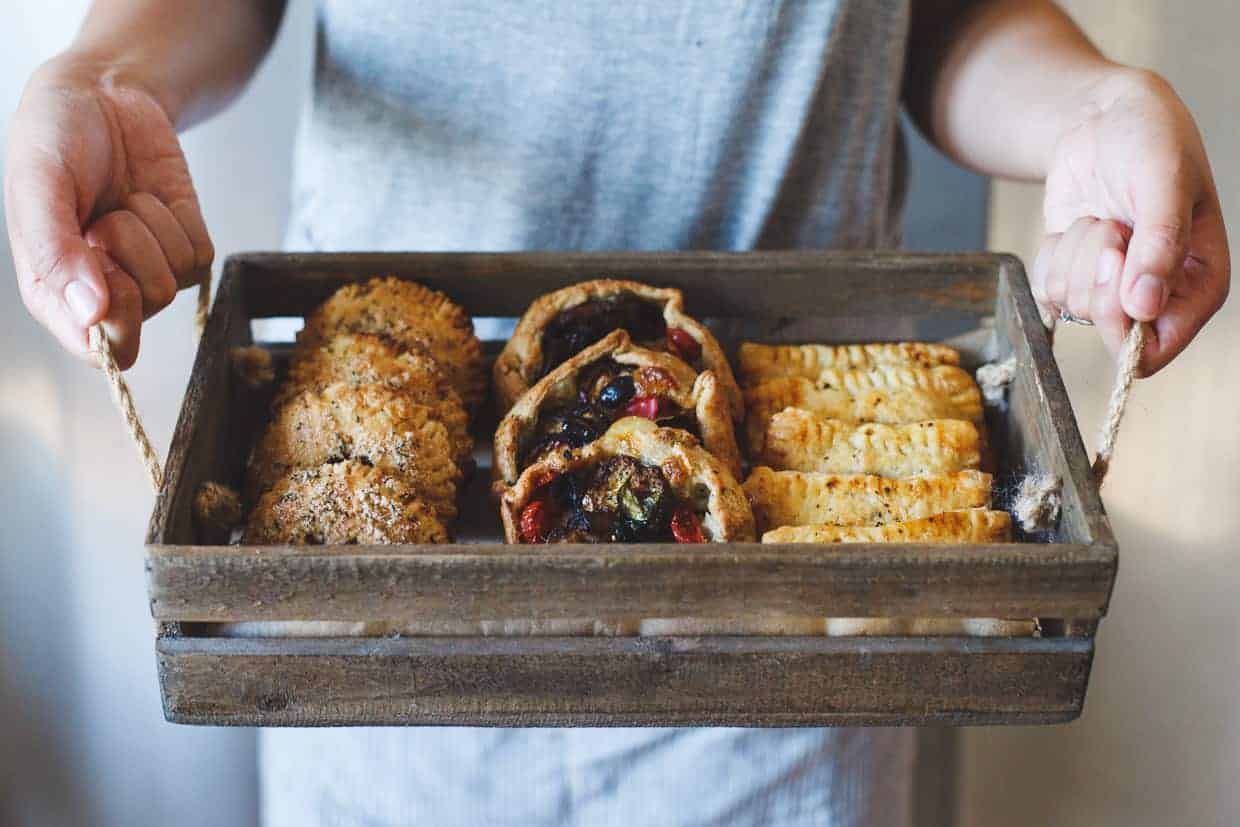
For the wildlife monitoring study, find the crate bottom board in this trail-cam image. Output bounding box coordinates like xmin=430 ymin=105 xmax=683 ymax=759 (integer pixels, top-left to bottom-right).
xmin=157 ymin=634 xmax=1092 ymax=727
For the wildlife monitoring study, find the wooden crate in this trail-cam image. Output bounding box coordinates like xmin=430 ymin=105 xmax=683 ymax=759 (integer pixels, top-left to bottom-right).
xmin=145 ymin=251 xmax=1116 ymax=726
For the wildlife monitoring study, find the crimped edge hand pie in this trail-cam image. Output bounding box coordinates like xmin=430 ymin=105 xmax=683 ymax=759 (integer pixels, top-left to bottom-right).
xmin=758 ymin=409 xmax=981 ymax=477
xmin=296 ymin=276 xmax=486 ymax=409
xmin=278 ymin=332 xmax=472 ymax=466
xmin=743 ymin=467 xmax=993 ymax=533
xmin=762 ymin=509 xmax=1011 ymax=543
xmin=243 ymin=460 xmax=449 ymax=544
xmin=500 ymin=416 xmax=755 ymax=544
xmin=245 ymin=382 xmax=462 ymax=520
xmin=493 ymin=278 xmax=742 ymax=419
xmin=493 ymin=329 xmax=742 ymax=486
xmin=738 ymin=342 xmax=960 ymax=386
xmin=744 ymin=366 xmax=983 ymax=453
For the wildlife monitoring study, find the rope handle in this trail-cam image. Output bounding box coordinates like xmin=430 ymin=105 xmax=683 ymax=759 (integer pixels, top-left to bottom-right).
xmin=90 ymin=271 xmax=213 ymax=494
xmin=978 ymin=320 xmax=1147 ymax=531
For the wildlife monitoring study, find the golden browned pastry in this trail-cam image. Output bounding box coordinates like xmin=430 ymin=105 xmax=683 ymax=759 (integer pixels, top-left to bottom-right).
xmin=500 ymin=416 xmax=755 ymax=544
xmin=246 ymin=382 xmax=462 ymax=519
xmin=737 ymin=342 xmax=959 ymax=387
xmin=296 ymin=277 xmax=486 ymax=409
xmin=492 ymin=278 xmax=742 ymax=419
xmin=762 ymin=509 xmax=1010 ymax=543
xmin=493 ymin=329 xmax=742 ymax=486
xmin=243 ymin=460 xmax=449 ymax=544
xmin=758 ymin=409 xmax=981 ymax=477
xmin=743 ymin=467 xmax=993 ymax=533
xmin=279 ymin=333 xmax=472 ymax=465
xmin=743 ymin=366 xmax=982 ymax=453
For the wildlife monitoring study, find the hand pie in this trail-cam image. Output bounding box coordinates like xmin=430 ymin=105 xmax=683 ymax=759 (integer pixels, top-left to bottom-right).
xmin=744 ymin=366 xmax=982 ymax=453
xmin=280 ymin=333 xmax=472 ymax=465
xmin=295 ymin=277 xmax=486 ymax=410
xmin=501 ymin=416 xmax=755 ymax=544
xmin=762 ymin=509 xmax=1010 ymax=543
xmin=738 ymin=342 xmax=959 ymax=387
xmin=246 ymin=382 xmax=462 ymax=520
xmin=759 ymin=409 xmax=981 ymax=477
xmin=743 ymin=467 xmax=993 ymax=533
xmin=243 ymin=460 xmax=449 ymax=544
xmin=493 ymin=278 xmax=741 ymax=418
xmin=493 ymin=329 xmax=742 ymax=486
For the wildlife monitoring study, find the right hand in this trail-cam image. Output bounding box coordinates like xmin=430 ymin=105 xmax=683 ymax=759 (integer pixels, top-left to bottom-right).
xmin=4 ymin=54 xmax=213 ymax=369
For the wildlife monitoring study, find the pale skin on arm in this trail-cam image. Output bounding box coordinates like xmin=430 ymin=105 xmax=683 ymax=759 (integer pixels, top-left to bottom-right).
xmin=905 ymin=0 xmax=1229 ymax=375
xmin=4 ymin=0 xmax=286 ymax=369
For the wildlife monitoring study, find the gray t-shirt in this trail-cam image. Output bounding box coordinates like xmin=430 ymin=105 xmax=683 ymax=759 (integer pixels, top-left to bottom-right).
xmin=268 ymin=3 xmax=916 ymax=825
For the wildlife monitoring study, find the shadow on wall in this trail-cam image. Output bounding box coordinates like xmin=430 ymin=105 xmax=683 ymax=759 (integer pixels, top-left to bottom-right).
xmin=0 ymin=416 xmax=102 ymax=826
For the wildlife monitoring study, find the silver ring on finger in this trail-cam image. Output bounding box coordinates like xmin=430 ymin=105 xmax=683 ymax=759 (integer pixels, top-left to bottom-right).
xmin=1057 ymin=307 xmax=1095 ymax=327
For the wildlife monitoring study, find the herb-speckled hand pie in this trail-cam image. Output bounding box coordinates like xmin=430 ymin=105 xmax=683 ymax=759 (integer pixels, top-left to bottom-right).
xmin=762 ymin=509 xmax=1010 ymax=543
xmin=494 ymin=329 xmax=742 ymax=486
xmin=743 ymin=467 xmax=993 ymax=533
xmin=500 ymin=417 xmax=755 ymax=544
xmin=758 ymin=409 xmax=981 ymax=477
xmin=493 ymin=279 xmax=741 ymax=418
xmin=737 ymin=342 xmax=959 ymax=387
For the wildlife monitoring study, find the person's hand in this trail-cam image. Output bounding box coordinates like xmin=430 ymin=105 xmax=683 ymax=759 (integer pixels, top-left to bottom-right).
xmin=1032 ymin=69 xmax=1229 ymax=376
xmin=5 ymin=54 xmax=213 ymax=370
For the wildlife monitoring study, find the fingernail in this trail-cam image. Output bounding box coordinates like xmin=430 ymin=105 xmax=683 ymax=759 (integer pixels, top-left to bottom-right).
xmin=64 ymin=281 xmax=103 ymax=325
xmin=1096 ymin=251 xmax=1121 ymax=286
xmin=1131 ymin=274 xmax=1168 ymax=317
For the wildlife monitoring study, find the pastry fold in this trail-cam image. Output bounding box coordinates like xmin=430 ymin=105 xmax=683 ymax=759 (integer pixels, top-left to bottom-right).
xmin=493 ymin=278 xmax=741 ymax=418
xmin=758 ymin=409 xmax=981 ymax=477
xmin=743 ymin=467 xmax=992 ymax=533
xmin=500 ymin=417 xmax=755 ymax=544
xmin=738 ymin=342 xmax=960 ymax=386
xmin=493 ymin=329 xmax=742 ymax=486
xmin=744 ymin=366 xmax=982 ymax=453
xmin=762 ymin=509 xmax=1010 ymax=543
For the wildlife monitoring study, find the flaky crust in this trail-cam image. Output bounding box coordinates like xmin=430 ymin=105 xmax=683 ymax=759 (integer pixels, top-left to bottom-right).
xmin=738 ymin=342 xmax=959 ymax=387
xmin=743 ymin=467 xmax=993 ymax=533
xmin=493 ymin=330 xmax=742 ymax=485
xmin=296 ymin=277 xmax=486 ymax=409
xmin=279 ymin=333 xmax=472 ymax=465
xmin=493 ymin=278 xmax=741 ymax=419
xmin=500 ymin=417 xmax=755 ymax=543
xmin=744 ymin=366 xmax=982 ymax=454
xmin=243 ymin=460 xmax=449 ymax=544
xmin=762 ymin=509 xmax=1011 ymax=543
xmin=759 ymin=409 xmax=981 ymax=477
xmin=246 ymin=382 xmax=461 ymax=519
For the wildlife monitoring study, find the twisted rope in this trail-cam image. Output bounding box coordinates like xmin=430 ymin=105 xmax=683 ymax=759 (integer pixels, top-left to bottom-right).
xmin=90 ymin=269 xmax=214 ymax=494
xmin=978 ymin=321 xmax=1147 ymax=532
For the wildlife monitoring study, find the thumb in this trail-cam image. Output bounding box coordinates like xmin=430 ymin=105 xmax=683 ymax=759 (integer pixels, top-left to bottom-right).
xmin=1119 ymin=163 xmax=1195 ymax=322
xmin=5 ymin=150 xmax=111 ymax=356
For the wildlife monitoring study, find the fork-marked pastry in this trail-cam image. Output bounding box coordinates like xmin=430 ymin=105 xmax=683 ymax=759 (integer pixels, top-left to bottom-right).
xmin=762 ymin=508 xmax=1010 ymax=543
xmin=738 ymin=342 xmax=959 ymax=386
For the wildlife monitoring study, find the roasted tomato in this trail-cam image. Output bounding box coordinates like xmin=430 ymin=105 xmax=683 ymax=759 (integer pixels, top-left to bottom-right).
xmin=624 ymin=395 xmax=660 ymax=420
xmin=519 ymin=499 xmax=554 ymax=543
xmin=670 ymin=504 xmax=705 ymax=543
xmin=666 ymin=327 xmax=702 ymax=363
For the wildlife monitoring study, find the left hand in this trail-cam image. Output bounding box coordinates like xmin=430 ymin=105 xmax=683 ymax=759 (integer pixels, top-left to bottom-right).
xmin=1032 ymin=69 xmax=1229 ymax=375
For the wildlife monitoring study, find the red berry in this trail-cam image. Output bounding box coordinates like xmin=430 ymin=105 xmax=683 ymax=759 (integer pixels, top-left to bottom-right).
xmin=624 ymin=395 xmax=660 ymax=420
xmin=670 ymin=505 xmax=705 ymax=544
xmin=519 ymin=499 xmax=553 ymax=543
xmin=666 ymin=327 xmax=702 ymax=362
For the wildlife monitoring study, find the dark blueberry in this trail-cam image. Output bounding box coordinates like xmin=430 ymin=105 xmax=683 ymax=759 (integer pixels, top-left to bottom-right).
xmin=598 ymin=375 xmax=636 ymax=408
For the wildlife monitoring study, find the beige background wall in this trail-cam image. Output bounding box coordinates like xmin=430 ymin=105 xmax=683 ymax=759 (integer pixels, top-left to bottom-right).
xmin=962 ymin=3 xmax=1240 ymax=826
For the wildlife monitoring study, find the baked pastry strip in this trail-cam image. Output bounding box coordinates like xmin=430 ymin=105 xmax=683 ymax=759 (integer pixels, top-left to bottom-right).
xmin=738 ymin=342 xmax=961 ymax=387
xmin=761 ymin=509 xmax=1011 ymax=543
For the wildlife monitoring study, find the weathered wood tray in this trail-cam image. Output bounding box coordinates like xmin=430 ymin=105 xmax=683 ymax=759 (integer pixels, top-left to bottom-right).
xmin=145 ymin=251 xmax=1117 ymax=726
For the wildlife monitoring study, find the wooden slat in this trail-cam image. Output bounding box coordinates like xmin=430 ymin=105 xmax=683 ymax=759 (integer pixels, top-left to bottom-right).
xmin=146 ymin=542 xmax=1116 ymax=623
xmin=156 ymin=634 xmax=1092 ymax=727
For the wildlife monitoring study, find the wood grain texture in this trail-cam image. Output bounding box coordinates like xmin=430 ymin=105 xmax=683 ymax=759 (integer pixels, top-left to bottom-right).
xmin=156 ymin=634 xmax=1092 ymax=727
xmin=144 ymin=250 xmax=1118 ymax=727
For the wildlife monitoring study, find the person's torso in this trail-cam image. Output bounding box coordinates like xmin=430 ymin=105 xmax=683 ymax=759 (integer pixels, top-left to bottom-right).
xmin=287 ymin=0 xmax=910 ymax=252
